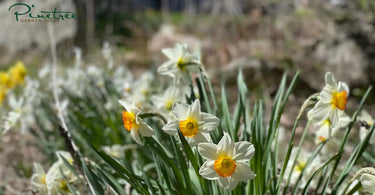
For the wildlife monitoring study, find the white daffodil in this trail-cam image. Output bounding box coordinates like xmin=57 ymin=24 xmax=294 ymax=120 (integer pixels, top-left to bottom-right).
xmin=151 ymin=86 xmax=188 ymax=119
xmin=2 ymin=92 xmax=22 ymax=134
xmin=45 ymin=162 xmax=72 ymax=195
xmin=198 ymin=133 xmax=256 ymax=190
xmin=158 ymin=43 xmax=200 ymax=84
xmin=162 ymin=99 xmax=219 ymax=146
xmin=284 ymin=148 xmax=321 ymax=188
xmin=359 ymin=110 xmax=374 ymax=143
xmin=30 ymin=163 xmax=48 ymax=195
xmin=310 ymin=112 xmax=350 ymax=145
xmin=309 ymin=72 xmax=349 ymax=128
xmin=101 ymin=145 xmax=126 ymax=158
xmin=360 ymin=173 xmax=375 ymax=194
xmin=119 ymin=99 xmax=153 ymax=144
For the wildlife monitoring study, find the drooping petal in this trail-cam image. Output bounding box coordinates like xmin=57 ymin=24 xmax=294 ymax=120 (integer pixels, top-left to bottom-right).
xmin=130 ymin=129 xmax=142 ymax=144
xmin=320 ymin=86 xmax=335 ymax=103
xmin=162 ymin=119 xmax=179 ymax=136
xmin=187 ymin=132 xmax=210 ymax=146
xmin=232 ymin=162 xmax=256 ymax=181
xmin=138 ymin=123 xmax=154 ymax=137
xmin=199 ymin=113 xmax=220 ymax=132
xmin=310 ymin=101 xmax=331 ymax=122
xmin=199 ymin=160 xmax=219 ymax=180
xmin=233 ymin=141 xmax=255 ymax=161
xmin=198 ymin=143 xmax=218 ymax=160
xmin=217 ymin=177 xmax=239 ymax=191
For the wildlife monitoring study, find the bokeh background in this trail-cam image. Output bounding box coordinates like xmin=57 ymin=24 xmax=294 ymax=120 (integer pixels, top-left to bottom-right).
xmin=1 ymin=0 xmax=375 ymax=193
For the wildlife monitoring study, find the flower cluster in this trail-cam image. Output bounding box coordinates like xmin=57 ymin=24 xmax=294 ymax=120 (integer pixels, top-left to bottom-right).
xmin=30 ymin=151 xmax=83 ymax=195
xmin=0 ymin=61 xmax=26 ymax=103
xmin=117 ymin=43 xmax=256 ymax=190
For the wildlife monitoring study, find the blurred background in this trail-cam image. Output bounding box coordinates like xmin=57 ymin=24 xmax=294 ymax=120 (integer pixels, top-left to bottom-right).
xmin=1 ymin=0 xmax=375 ymax=193
xmin=1 ymin=0 xmax=375 ymax=98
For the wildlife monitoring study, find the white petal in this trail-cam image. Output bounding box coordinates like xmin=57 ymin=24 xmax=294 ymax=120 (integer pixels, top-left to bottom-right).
xmin=338 ymin=82 xmax=349 ymax=95
xmin=161 ymin=48 xmax=176 ymax=60
xmin=199 ymin=113 xmax=220 ymax=132
xmin=217 ymin=133 xmax=234 ymax=157
xmin=232 ymin=162 xmax=256 ymax=182
xmin=329 ymin=109 xmax=340 ymax=128
xmin=310 ymin=101 xmax=331 ymax=122
xmin=320 ymin=86 xmax=334 ymax=103
xmin=172 ymin=101 xmax=190 ymax=118
xmin=118 ymin=99 xmax=132 ymax=110
xmin=187 ymin=132 xmax=210 ymax=146
xmin=360 ymin=173 xmax=375 ymax=193
xmin=158 ymin=61 xmax=177 ymax=76
xmin=131 ymin=129 xmax=142 ymax=144
xmin=138 ymin=123 xmax=153 ymax=137
xmin=217 ymin=177 xmax=239 ymax=191
xmin=199 ymin=160 xmax=219 ymax=180
xmin=233 ymin=141 xmax=255 ymax=161
xmin=198 ymin=143 xmax=218 ymax=160
xmin=325 ymin=72 xmax=337 ymax=88
xmin=162 ymin=119 xmax=179 ymax=136
xmin=189 ymin=99 xmax=201 ymax=120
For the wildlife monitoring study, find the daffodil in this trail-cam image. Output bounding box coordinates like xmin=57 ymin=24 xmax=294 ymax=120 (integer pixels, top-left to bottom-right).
xmin=158 ymin=43 xmax=200 ymax=84
xmin=9 ymin=61 xmax=26 ymax=86
xmin=359 ymin=110 xmax=374 ymax=143
xmin=151 ymin=86 xmax=188 ymax=118
xmin=360 ymin=172 xmax=375 ymax=194
xmin=198 ymin=133 xmax=256 ymax=190
xmin=30 ymin=163 xmax=48 ymax=195
xmin=309 ymin=72 xmax=349 ymax=128
xmin=310 ymin=112 xmax=350 ymax=145
xmin=0 ymin=72 xmax=12 ymax=88
xmin=101 ymin=145 xmax=126 ymax=158
xmin=162 ymin=99 xmax=219 ymax=146
xmin=119 ymin=99 xmax=153 ymax=144
xmin=284 ymin=148 xmax=321 ymax=188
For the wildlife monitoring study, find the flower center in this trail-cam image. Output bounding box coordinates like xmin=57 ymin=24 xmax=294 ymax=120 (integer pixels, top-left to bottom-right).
xmin=330 ymin=91 xmax=347 ymax=110
xmin=41 ymin=175 xmax=46 ymax=184
xmin=122 ymin=111 xmax=138 ymax=131
xmin=214 ymin=156 xmax=236 ymax=177
xmin=294 ymin=161 xmax=306 ymax=173
xmin=165 ymin=100 xmax=173 ymax=111
xmin=59 ymin=180 xmax=70 ymax=193
xmin=179 ymin=118 xmax=198 ymax=137
xmin=177 ymin=58 xmax=185 ymax=70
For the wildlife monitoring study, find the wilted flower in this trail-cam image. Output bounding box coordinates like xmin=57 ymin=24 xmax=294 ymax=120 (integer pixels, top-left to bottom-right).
xmin=162 ymin=99 xmax=219 ymax=146
xmin=360 ymin=172 xmax=375 ymax=194
xmin=309 ymin=72 xmax=349 ymax=128
xmin=284 ymin=148 xmax=321 ymax=188
xmin=158 ymin=43 xmax=200 ymax=84
xmin=119 ymin=99 xmax=153 ymax=144
xmin=198 ymin=133 xmax=256 ymax=190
